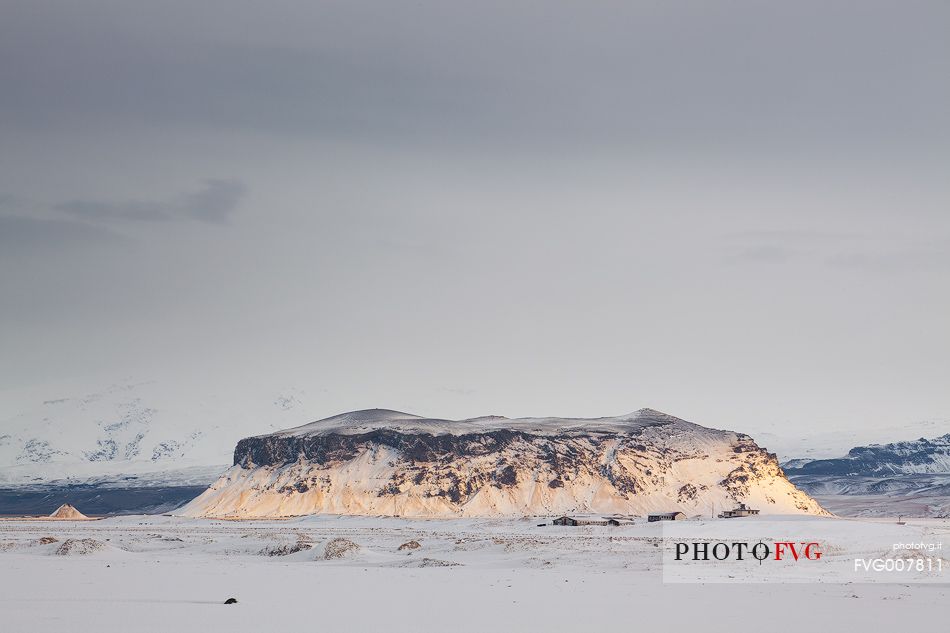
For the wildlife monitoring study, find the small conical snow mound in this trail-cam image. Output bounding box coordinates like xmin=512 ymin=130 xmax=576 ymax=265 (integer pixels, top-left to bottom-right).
xmin=49 ymin=504 xmax=88 ymax=520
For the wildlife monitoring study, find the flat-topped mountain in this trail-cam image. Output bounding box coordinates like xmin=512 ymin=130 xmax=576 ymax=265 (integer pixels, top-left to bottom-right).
xmin=180 ymin=408 xmax=827 ymax=518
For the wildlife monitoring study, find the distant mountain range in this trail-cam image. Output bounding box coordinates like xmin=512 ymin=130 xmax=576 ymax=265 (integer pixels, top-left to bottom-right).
xmin=783 ymin=434 xmax=950 ymax=476
xmin=0 ymin=381 xmax=319 ymax=488
xmin=784 ymin=434 xmax=950 ymax=517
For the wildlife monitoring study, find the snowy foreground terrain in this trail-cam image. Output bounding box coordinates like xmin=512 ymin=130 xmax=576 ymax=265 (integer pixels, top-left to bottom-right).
xmin=1 ymin=514 xmax=948 ymax=632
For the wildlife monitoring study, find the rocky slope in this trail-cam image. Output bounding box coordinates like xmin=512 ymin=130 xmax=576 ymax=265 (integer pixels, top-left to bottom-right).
xmin=180 ymin=408 xmax=826 ymax=518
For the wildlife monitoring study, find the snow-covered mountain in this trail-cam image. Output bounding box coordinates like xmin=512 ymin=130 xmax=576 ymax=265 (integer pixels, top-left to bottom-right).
xmin=180 ymin=408 xmax=827 ymax=518
xmin=783 ymin=433 xmax=950 ymax=518
xmin=752 ymin=416 xmax=950 ymax=463
xmin=0 ymin=381 xmax=320 ymax=487
xmin=783 ymin=434 xmax=950 ymax=476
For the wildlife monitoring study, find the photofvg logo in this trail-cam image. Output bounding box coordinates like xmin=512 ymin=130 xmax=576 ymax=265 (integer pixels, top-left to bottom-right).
xmin=660 ymin=519 xmax=948 ymax=584
xmin=674 ymin=540 xmax=822 ymax=562
xmin=855 ymin=541 xmax=944 ymax=574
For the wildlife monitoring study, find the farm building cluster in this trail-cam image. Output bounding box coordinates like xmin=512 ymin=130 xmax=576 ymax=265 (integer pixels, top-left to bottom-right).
xmin=547 ymin=504 xmax=759 ymax=526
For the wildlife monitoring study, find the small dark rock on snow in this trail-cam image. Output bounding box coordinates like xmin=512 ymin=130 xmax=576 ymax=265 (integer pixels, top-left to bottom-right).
xmin=398 ymin=540 xmax=421 ymax=551
xmin=224 ymin=598 xmax=238 ymax=605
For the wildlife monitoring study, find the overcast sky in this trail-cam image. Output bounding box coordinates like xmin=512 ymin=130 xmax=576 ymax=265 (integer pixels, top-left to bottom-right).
xmin=1 ymin=1 xmax=948 ymax=441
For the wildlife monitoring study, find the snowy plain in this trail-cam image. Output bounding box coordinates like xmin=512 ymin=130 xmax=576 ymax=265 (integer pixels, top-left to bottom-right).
xmin=1 ymin=514 xmax=948 ymax=632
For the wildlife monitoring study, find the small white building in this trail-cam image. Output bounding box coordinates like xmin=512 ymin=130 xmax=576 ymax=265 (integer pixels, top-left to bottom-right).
xmin=648 ymin=511 xmax=686 ymax=522
xmin=718 ymin=503 xmax=760 ymax=518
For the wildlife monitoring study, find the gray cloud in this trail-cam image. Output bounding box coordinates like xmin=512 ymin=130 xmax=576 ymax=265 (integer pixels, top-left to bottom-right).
xmin=729 ymin=245 xmax=799 ymax=263
xmin=724 ymin=230 xmax=950 ymax=273
xmin=54 ymin=200 xmax=169 ymax=222
xmin=0 ymin=193 xmax=126 ymax=253
xmin=723 ymin=230 xmax=853 ymax=264
xmin=1 ymin=1 xmax=947 ymax=155
xmin=181 ymin=179 xmax=246 ymax=224
xmin=0 ymin=214 xmax=125 ymax=252
xmin=440 ymin=387 xmax=476 ymax=397
xmin=729 ymin=230 xmax=861 ymax=243
xmin=0 ymin=193 xmax=21 ymax=208
xmin=826 ymin=242 xmax=950 ymax=274
xmin=0 ymin=1 xmax=947 ymax=446
xmin=54 ymin=179 xmax=245 ymax=225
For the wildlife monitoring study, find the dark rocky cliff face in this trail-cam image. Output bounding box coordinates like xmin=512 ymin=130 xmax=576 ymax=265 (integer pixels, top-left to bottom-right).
xmin=234 ymin=428 xmax=585 ymax=469
xmin=233 ymin=427 xmax=674 ymax=499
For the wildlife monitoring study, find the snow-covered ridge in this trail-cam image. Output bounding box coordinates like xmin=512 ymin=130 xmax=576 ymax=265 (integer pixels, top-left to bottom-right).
xmin=784 ymin=433 xmax=950 ymax=476
xmin=783 ymin=432 xmax=950 ymax=518
xmin=268 ymin=407 xmax=697 ymax=438
xmin=182 ymin=407 xmax=827 ymax=519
